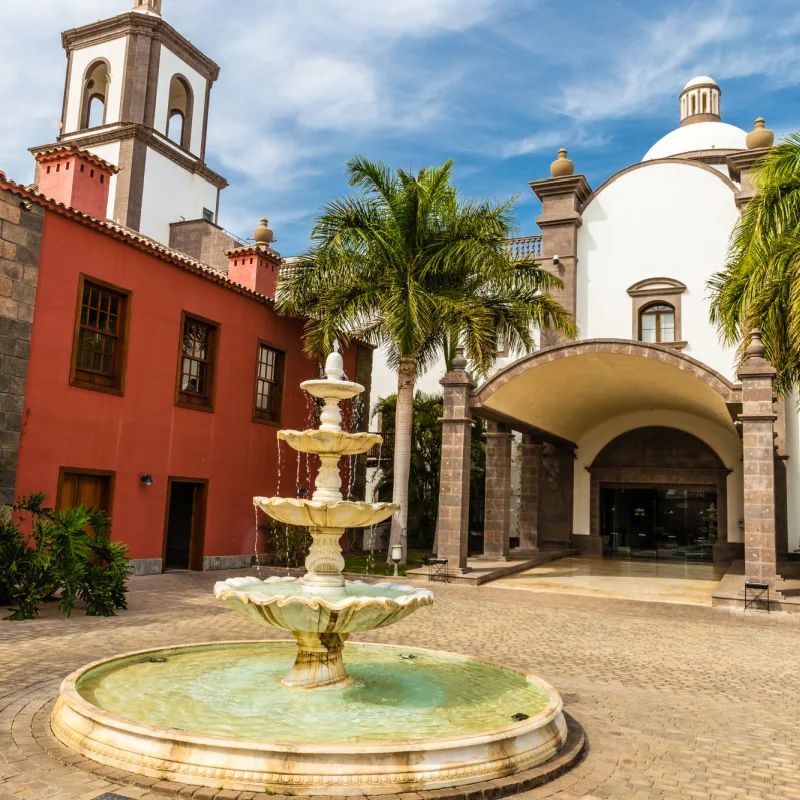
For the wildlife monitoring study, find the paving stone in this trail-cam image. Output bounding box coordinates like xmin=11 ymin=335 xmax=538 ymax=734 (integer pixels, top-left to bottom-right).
xmin=0 ymin=568 xmax=798 ymax=800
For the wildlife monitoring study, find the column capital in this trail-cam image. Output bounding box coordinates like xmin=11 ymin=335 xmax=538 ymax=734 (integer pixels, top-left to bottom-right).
xmin=529 ymin=174 xmax=592 ymax=205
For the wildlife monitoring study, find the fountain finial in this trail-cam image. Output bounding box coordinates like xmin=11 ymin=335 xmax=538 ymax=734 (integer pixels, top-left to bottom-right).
xmin=324 ymin=342 xmax=345 ymax=380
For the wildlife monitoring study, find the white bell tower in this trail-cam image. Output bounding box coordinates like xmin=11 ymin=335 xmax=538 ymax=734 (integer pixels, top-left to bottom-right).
xmin=30 ymin=0 xmax=227 ymax=245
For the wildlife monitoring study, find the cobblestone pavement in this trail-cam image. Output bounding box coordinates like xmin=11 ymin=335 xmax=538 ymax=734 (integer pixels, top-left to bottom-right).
xmin=1 ymin=568 xmax=799 ymax=800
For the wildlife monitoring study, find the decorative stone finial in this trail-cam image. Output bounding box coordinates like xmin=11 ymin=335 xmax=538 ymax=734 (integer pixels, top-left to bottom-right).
xmin=253 ymin=217 xmax=275 ymax=246
xmin=745 ymin=329 xmax=766 ymax=360
xmin=452 ymin=347 xmax=467 ymax=371
xmin=324 ymin=342 xmax=345 ymax=380
xmin=746 ymin=118 xmax=774 ymax=150
xmin=550 ymin=148 xmax=575 ymax=178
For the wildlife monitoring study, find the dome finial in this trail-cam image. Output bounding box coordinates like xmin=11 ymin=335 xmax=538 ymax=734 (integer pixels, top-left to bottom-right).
xmin=253 ymin=217 xmax=274 ymax=246
xmin=550 ymin=148 xmax=575 ymax=178
xmin=746 ymin=117 xmax=774 ymax=150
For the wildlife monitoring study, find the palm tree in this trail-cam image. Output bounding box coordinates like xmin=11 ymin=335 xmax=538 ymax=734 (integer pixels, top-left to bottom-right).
xmin=709 ymin=133 xmax=800 ymax=394
xmin=277 ymin=156 xmax=576 ymax=563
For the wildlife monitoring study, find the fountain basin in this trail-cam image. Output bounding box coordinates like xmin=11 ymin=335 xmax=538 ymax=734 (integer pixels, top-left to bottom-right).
xmin=215 ymin=577 xmax=433 ymax=634
xmin=255 ymin=497 xmax=398 ymax=528
xmin=278 ymin=429 xmax=382 ymax=456
xmin=51 ymin=641 xmax=568 ymax=795
xmin=300 ymin=378 xmax=363 ymax=401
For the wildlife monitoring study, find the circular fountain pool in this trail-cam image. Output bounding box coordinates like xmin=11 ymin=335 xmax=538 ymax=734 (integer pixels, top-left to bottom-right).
xmin=52 ymin=641 xmax=568 ymax=795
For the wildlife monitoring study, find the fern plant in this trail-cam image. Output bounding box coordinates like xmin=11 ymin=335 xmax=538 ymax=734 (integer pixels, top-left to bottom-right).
xmin=0 ymin=494 xmax=132 ymax=620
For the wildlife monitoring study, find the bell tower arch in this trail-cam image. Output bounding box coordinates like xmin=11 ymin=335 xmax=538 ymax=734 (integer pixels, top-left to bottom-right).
xmin=30 ymin=0 xmax=227 ymax=244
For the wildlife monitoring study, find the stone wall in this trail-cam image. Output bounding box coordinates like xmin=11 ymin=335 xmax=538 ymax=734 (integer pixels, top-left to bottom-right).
xmin=169 ymin=219 xmax=239 ymax=273
xmin=0 ymin=190 xmax=43 ymax=504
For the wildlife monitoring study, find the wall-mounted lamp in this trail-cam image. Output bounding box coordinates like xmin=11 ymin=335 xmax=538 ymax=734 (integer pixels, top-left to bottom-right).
xmin=140 ymin=473 xmax=154 ymax=486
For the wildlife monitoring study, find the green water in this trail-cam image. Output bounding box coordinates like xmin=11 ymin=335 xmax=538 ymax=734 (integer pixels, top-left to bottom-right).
xmin=77 ymin=643 xmax=550 ymax=744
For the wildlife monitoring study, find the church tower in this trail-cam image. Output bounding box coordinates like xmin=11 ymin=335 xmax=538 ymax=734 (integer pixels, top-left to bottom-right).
xmin=30 ymin=0 xmax=228 ymax=246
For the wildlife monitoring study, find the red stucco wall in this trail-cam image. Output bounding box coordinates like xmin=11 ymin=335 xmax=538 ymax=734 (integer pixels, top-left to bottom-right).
xmin=15 ymin=211 xmax=357 ymax=563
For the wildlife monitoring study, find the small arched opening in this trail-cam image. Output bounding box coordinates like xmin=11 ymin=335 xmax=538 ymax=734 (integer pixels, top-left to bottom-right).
xmin=80 ymin=60 xmax=110 ymax=130
xmin=166 ymin=75 xmax=193 ymax=150
xmin=639 ymin=302 xmax=675 ymax=343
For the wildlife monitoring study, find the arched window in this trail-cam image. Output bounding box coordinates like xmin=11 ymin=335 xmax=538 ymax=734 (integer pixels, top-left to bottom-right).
xmin=167 ymin=110 xmax=185 ymax=144
xmin=166 ymin=75 xmax=193 ymax=150
xmin=80 ymin=60 xmax=110 ymax=130
xmin=640 ymin=303 xmax=675 ymax=343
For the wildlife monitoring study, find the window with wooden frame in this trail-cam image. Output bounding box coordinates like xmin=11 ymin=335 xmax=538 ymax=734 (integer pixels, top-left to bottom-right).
xmin=175 ymin=312 xmax=218 ymax=411
xmin=253 ymin=342 xmax=285 ymax=424
xmin=70 ymin=275 xmax=130 ymax=395
xmin=640 ymin=303 xmax=676 ymax=344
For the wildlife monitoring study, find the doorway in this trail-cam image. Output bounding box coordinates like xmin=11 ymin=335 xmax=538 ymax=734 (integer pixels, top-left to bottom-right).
xmin=162 ymin=478 xmax=207 ymax=571
xmin=600 ymin=485 xmax=718 ymax=561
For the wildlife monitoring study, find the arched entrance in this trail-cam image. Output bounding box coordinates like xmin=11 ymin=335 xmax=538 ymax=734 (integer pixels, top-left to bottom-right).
xmin=590 ymin=427 xmax=730 ymax=561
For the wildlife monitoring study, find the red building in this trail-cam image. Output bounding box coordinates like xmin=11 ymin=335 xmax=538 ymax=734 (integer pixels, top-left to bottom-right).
xmin=0 ymin=3 xmax=372 ymax=576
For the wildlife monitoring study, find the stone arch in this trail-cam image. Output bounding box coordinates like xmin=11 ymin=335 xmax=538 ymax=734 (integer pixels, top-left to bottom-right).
xmin=474 ymin=339 xmax=740 ymax=410
xmin=80 ymin=58 xmax=111 ymax=130
xmin=586 ymin=425 xmax=733 ymax=556
xmin=166 ymin=74 xmax=194 ymax=151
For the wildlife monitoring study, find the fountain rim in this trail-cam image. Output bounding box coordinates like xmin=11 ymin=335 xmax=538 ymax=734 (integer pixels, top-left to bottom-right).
xmin=58 ymin=640 xmax=564 ymax=755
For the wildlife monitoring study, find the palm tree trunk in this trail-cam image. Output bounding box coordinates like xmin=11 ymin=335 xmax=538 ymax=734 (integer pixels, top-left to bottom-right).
xmin=388 ymin=356 xmax=415 ymax=565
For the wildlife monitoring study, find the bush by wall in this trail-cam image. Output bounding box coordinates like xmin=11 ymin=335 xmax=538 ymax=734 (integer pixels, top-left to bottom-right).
xmin=0 ymin=493 xmax=132 ymax=621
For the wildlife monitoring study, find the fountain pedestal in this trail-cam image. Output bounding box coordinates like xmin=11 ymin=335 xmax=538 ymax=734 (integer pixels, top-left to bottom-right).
xmin=283 ymin=631 xmax=352 ymax=690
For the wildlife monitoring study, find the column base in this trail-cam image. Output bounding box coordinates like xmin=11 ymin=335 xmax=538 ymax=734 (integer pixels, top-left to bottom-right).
xmin=281 ymin=632 xmax=353 ymax=690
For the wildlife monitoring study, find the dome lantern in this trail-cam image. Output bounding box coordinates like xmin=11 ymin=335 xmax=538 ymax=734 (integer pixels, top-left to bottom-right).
xmin=679 ymin=76 xmax=721 ymax=127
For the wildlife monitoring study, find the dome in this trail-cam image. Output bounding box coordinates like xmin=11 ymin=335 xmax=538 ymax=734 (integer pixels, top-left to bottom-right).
xmin=683 ymin=75 xmax=718 ymax=90
xmin=643 ymin=121 xmax=747 ymax=161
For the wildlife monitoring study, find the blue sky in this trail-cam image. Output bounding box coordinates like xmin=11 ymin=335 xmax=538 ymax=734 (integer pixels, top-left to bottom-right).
xmin=1 ymin=0 xmax=799 ymax=256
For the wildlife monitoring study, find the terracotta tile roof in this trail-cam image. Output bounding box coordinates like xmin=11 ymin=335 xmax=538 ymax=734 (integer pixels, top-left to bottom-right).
xmin=226 ymin=243 xmax=282 ymax=261
xmin=0 ymin=174 xmax=275 ymax=307
xmin=32 ymin=142 xmax=120 ymax=174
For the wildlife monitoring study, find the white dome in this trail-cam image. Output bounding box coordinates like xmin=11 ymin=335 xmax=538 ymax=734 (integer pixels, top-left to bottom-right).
xmin=683 ymin=75 xmax=718 ymax=90
xmin=643 ymin=121 xmax=747 ymax=161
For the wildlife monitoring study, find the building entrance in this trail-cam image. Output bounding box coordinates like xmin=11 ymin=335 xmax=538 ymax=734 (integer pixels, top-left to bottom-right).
xmin=600 ymin=486 xmax=718 ymax=561
xmin=163 ymin=479 xmax=207 ymax=571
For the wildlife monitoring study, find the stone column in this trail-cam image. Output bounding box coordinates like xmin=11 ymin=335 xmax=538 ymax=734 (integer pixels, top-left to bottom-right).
xmin=529 ymin=165 xmax=591 ymax=347
xmin=517 ymin=435 xmax=542 ymax=551
xmin=738 ymin=330 xmax=778 ymax=591
xmin=435 ymin=349 xmax=474 ymax=573
xmin=727 ymin=147 xmax=772 ymax=210
xmin=482 ymin=422 xmax=512 ymax=560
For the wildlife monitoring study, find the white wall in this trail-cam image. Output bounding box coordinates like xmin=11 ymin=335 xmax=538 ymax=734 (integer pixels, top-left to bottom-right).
xmin=139 ymin=146 xmax=218 ymax=244
xmin=64 ymin=38 xmax=128 ymax=133
xmin=572 ymin=410 xmax=743 ymax=543
xmin=577 ymin=161 xmax=741 ymax=381
xmin=368 ymin=345 xmax=446 ymax=419
xmin=784 ymin=391 xmax=800 ymax=554
xmin=153 ymin=47 xmax=208 ymax=156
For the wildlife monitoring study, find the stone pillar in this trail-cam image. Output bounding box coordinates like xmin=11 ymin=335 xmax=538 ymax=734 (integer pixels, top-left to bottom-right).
xmin=482 ymin=422 xmax=512 ymax=560
xmin=435 ymin=349 xmax=474 ymax=573
xmin=518 ymin=435 xmax=542 ymax=551
xmin=738 ymin=330 xmax=779 ymax=591
xmin=727 ymin=147 xmax=771 ymax=210
xmin=529 ymin=169 xmax=591 ymax=346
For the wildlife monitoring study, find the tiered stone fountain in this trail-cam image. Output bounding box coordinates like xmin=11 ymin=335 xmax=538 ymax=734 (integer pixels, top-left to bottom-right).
xmin=216 ymin=344 xmax=433 ymax=689
xmin=50 ymin=346 xmax=570 ymax=796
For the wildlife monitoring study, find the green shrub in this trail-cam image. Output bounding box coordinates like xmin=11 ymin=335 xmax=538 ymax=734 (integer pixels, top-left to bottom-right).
xmin=0 ymin=493 xmax=132 ymax=621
